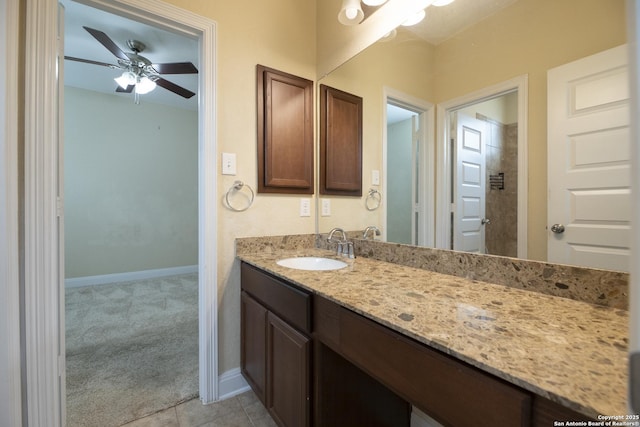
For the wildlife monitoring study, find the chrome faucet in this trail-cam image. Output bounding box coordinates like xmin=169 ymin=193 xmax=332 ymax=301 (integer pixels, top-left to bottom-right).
xmin=327 ymin=227 xmax=354 ymax=259
xmin=327 ymin=227 xmax=347 ymax=243
xmin=363 ymin=226 xmax=381 ymax=240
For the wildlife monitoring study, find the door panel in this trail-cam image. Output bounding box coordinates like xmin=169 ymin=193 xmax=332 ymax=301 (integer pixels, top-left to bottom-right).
xmin=454 ymin=113 xmax=487 ymax=253
xmin=547 ymin=44 xmax=630 ymax=271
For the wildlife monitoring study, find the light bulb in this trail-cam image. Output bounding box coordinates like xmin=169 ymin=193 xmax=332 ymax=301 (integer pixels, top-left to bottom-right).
xmin=345 ymin=7 xmax=358 ymax=20
xmin=114 ymin=71 xmax=136 ymax=89
xmin=338 ymin=0 xmax=364 ymax=25
xmin=135 ymin=76 xmax=156 ymax=95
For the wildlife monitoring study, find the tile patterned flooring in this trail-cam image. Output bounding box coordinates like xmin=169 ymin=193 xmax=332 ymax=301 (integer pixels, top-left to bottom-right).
xmin=120 ymin=390 xmax=278 ymax=427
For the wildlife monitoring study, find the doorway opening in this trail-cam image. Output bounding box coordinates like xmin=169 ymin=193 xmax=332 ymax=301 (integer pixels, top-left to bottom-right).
xmin=436 ymin=76 xmax=528 ymax=259
xmin=383 ymin=88 xmax=434 ymax=247
xmin=62 ymin=3 xmax=200 ymax=424
xmin=62 ymin=1 xmax=200 ymax=424
xmin=22 ymin=0 xmax=217 ymax=424
xmin=450 ymin=92 xmax=519 ymax=256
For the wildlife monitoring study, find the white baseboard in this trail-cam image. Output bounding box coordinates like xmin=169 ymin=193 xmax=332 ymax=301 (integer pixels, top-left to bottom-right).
xmin=217 ymin=368 xmax=250 ymax=401
xmin=64 ymin=265 xmax=198 ymax=288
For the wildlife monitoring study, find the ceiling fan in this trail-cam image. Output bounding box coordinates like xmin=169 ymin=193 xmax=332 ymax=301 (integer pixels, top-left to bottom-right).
xmin=65 ymin=26 xmax=198 ymax=100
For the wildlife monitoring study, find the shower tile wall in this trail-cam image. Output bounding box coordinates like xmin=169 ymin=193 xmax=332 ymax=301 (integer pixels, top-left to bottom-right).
xmin=481 ymin=115 xmax=518 ymax=257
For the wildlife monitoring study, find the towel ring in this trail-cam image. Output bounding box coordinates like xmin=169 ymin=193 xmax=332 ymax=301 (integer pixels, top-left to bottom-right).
xmin=225 ymin=180 xmax=255 ymax=212
xmin=365 ymin=188 xmax=381 ymax=211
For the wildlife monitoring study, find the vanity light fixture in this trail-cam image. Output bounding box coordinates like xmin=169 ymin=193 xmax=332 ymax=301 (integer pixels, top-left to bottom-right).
xmin=338 ymin=0 xmax=365 ymax=25
xmin=432 ymin=0 xmax=455 ymax=5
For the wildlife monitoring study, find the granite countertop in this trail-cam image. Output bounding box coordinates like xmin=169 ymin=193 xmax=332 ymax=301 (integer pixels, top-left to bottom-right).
xmin=237 ymin=248 xmax=630 ymax=419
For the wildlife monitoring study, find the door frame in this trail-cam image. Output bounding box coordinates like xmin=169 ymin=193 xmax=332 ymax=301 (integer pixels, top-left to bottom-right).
xmin=383 ymin=87 xmax=435 ymax=247
xmin=0 ymin=0 xmax=22 ymax=425
xmin=436 ymin=75 xmax=528 ymax=258
xmin=24 ymin=0 xmax=218 ymax=424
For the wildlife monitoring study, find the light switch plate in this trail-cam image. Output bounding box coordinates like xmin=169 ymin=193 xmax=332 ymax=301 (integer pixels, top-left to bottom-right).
xmin=300 ymin=198 xmax=311 ymax=217
xmin=321 ymin=199 xmax=331 ymax=216
xmin=372 ymin=170 xmax=380 ymax=185
xmin=222 ymin=152 xmax=237 ymax=175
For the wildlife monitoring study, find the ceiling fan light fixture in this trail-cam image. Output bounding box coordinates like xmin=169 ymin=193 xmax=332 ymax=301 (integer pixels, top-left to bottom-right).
xmin=135 ymin=76 xmax=157 ymax=95
xmin=114 ymin=70 xmax=136 ymax=89
xmin=338 ymin=0 xmax=364 ymax=25
xmin=401 ymin=9 xmax=426 ymax=26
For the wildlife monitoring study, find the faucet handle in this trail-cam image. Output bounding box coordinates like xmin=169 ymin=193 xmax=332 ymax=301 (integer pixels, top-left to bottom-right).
xmin=347 ymin=242 xmax=355 ymax=259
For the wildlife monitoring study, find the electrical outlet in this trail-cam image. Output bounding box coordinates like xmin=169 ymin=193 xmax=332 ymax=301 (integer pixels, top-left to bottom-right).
xmin=300 ymin=198 xmax=311 ymax=217
xmin=321 ymin=199 xmax=331 ymax=216
xmin=222 ymin=152 xmax=237 ymax=175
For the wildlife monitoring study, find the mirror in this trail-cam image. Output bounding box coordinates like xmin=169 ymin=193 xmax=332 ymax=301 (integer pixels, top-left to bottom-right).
xmin=316 ymin=0 xmax=628 ymax=268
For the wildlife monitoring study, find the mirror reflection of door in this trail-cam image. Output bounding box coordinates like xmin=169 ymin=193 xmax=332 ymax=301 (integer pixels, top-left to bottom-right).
xmin=453 ymin=112 xmax=487 ymax=253
xmin=386 ymin=103 xmax=419 ymax=245
xmin=450 ymin=92 xmax=519 ymax=257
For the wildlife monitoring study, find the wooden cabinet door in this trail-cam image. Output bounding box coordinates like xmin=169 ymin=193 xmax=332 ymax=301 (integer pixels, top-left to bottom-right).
xmin=257 ymin=65 xmax=314 ymax=194
xmin=320 ymin=84 xmax=363 ymax=196
xmin=241 ymin=291 xmax=268 ymax=403
xmin=267 ymin=312 xmax=311 ymax=427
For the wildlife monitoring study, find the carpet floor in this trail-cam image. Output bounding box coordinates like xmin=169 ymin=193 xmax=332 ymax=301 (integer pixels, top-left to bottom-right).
xmin=65 ymin=273 xmax=199 ymax=427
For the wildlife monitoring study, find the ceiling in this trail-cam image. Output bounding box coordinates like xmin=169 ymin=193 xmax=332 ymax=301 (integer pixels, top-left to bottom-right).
xmin=61 ymin=0 xmax=199 ymax=110
xmin=61 ymin=0 xmax=517 ymax=112
xmin=407 ymin=0 xmax=519 ymax=45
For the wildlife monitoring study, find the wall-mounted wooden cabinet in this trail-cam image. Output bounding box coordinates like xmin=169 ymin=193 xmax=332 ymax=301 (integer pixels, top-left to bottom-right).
xmin=319 ymin=85 xmax=363 ymax=196
xmin=257 ymin=65 xmax=314 ymax=194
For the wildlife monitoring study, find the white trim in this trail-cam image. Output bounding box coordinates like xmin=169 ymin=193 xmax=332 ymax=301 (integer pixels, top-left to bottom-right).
xmin=24 ymin=1 xmax=218 ymax=425
xmin=217 ymin=368 xmax=250 ymax=401
xmin=435 ymin=75 xmax=529 ymax=259
xmin=0 ymin=0 xmax=23 ymax=425
xmin=24 ymin=0 xmax=65 ymax=425
xmin=64 ymin=265 xmax=199 ymax=288
xmin=628 ymin=0 xmax=640 ymax=354
xmin=382 ymin=87 xmax=435 ymax=247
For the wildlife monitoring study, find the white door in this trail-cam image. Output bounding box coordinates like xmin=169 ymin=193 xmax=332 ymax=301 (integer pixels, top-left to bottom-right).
xmin=547 ymin=44 xmax=630 ymax=271
xmin=453 ymin=112 xmax=487 ymax=253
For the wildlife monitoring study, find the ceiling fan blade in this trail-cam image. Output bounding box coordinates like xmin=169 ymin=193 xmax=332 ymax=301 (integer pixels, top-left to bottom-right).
xmin=83 ymin=26 xmax=129 ymax=61
xmin=152 ymin=62 xmax=198 ymax=74
xmin=155 ymin=77 xmax=196 ymax=99
xmin=64 ymin=55 xmax=117 ymax=69
xmin=115 ymin=85 xmax=134 ymax=93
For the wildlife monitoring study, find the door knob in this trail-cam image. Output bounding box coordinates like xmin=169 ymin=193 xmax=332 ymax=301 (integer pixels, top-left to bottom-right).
xmin=481 ymin=218 xmax=491 ymax=225
xmin=551 ymin=224 xmax=565 ymax=234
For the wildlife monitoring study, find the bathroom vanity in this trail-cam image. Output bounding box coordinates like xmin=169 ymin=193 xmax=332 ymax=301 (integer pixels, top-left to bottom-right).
xmin=237 ymin=242 xmax=629 ymax=427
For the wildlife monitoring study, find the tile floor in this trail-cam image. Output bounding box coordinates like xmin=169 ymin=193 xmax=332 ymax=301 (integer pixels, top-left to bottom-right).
xmin=120 ymin=390 xmax=278 ymax=427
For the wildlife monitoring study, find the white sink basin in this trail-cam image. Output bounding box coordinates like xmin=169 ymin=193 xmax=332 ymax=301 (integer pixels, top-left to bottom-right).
xmin=276 ymin=257 xmax=347 ymax=271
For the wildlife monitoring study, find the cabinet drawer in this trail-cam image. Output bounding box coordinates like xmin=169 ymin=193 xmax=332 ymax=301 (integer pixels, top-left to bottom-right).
xmin=241 ymin=263 xmax=311 ymax=333
xmin=339 ymin=307 xmax=531 ymax=427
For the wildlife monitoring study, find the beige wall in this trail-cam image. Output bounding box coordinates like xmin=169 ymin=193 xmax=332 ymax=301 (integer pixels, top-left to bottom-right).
xmin=155 ymin=0 xmax=317 ymax=373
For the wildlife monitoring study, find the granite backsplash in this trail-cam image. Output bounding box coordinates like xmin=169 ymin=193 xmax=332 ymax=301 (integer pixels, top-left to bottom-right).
xmin=236 ymin=233 xmax=629 ymax=310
